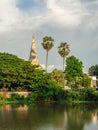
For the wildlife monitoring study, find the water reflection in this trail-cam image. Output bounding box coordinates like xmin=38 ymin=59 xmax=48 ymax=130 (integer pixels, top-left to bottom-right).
xmin=0 ymin=103 xmax=98 ymax=130
xmin=65 ymin=104 xmax=98 ymax=130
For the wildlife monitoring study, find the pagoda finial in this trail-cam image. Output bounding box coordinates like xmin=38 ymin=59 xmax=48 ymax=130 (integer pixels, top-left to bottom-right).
xmin=32 ymin=34 xmax=35 ymax=43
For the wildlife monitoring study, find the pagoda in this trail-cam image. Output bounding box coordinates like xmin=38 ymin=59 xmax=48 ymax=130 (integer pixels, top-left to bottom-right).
xmin=29 ymin=35 xmax=39 ymax=65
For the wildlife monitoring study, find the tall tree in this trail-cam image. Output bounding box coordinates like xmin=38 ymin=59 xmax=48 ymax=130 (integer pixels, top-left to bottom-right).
xmin=41 ymin=36 xmax=54 ymax=73
xmin=58 ymin=42 xmax=70 ymax=71
xmin=65 ymin=56 xmax=83 ymax=89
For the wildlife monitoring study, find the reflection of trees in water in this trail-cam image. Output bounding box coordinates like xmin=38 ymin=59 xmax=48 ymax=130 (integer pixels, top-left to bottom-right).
xmin=28 ymin=104 xmax=66 ymax=129
xmin=65 ymin=103 xmax=98 ymax=130
xmin=0 ymin=103 xmax=98 ymax=130
xmin=0 ymin=104 xmax=66 ymax=130
xmin=0 ymin=104 xmax=30 ymax=130
xmin=92 ymin=110 xmax=98 ymax=124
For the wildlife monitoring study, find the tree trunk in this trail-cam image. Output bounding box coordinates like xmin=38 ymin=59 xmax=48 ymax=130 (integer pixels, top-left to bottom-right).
xmin=46 ymin=51 xmax=48 ymax=73
xmin=63 ymin=57 xmax=65 ymax=71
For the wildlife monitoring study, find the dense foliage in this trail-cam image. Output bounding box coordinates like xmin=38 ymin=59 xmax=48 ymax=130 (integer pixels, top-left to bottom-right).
xmin=82 ymin=73 xmax=91 ymax=88
xmin=1 ymin=87 xmax=98 ymax=103
xmin=0 ymin=53 xmax=66 ymax=102
xmin=65 ymin=56 xmax=83 ymax=89
xmin=51 ymin=69 xmax=66 ymax=87
xmin=88 ymin=64 xmax=98 ymax=76
xmin=0 ymin=53 xmax=53 ymax=91
xmin=0 ymin=53 xmax=97 ymax=103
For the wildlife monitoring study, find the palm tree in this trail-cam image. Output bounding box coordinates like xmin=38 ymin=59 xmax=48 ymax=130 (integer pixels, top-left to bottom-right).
xmin=41 ymin=36 xmax=54 ymax=73
xmin=58 ymin=42 xmax=70 ymax=71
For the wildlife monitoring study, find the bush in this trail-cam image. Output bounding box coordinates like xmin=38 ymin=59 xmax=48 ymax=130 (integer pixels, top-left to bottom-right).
xmin=0 ymin=94 xmax=3 ymax=100
xmin=8 ymin=93 xmax=25 ymax=102
xmin=11 ymin=93 xmax=20 ymax=100
xmin=64 ymin=90 xmax=73 ymax=101
xmin=80 ymin=88 xmax=97 ymax=101
xmin=71 ymin=92 xmax=81 ymax=101
xmin=27 ymin=92 xmax=38 ymax=103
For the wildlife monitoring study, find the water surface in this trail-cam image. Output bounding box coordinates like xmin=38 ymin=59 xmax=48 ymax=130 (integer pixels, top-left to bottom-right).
xmin=0 ymin=103 xmax=98 ymax=130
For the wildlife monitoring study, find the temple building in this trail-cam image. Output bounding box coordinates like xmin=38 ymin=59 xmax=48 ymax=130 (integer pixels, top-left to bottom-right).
xmin=29 ymin=35 xmax=39 ymax=65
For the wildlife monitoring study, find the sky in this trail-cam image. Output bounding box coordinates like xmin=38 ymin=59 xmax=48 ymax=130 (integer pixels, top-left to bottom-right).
xmin=0 ymin=0 xmax=98 ymax=72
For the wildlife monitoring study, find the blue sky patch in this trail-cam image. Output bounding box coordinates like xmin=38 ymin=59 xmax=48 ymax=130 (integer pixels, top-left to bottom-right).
xmin=17 ymin=0 xmax=36 ymax=11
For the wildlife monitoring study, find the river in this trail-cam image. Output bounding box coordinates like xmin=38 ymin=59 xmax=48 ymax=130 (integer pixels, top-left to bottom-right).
xmin=0 ymin=103 xmax=98 ymax=130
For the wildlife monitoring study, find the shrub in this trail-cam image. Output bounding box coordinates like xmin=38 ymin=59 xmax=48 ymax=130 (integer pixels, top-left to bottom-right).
xmin=27 ymin=92 xmax=39 ymax=103
xmin=0 ymin=94 xmax=3 ymax=100
xmin=80 ymin=88 xmax=97 ymax=101
xmin=64 ymin=90 xmax=73 ymax=101
xmin=71 ymin=92 xmax=81 ymax=101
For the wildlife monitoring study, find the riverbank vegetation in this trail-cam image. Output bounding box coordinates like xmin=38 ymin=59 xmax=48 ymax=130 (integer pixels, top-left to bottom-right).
xmin=0 ymin=87 xmax=98 ymax=104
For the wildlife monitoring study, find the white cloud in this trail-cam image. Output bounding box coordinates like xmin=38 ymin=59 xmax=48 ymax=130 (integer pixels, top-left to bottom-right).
xmin=45 ymin=0 xmax=87 ymax=27
xmin=81 ymin=0 xmax=98 ymax=30
xmin=0 ymin=0 xmax=20 ymax=32
xmin=43 ymin=0 xmax=98 ymax=29
xmin=40 ymin=64 xmax=54 ymax=72
xmin=0 ymin=0 xmax=46 ymax=33
xmin=0 ymin=0 xmax=98 ymax=33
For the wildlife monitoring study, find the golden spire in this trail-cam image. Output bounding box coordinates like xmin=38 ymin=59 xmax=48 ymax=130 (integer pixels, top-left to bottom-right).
xmin=32 ymin=34 xmax=35 ymax=43
xmin=29 ymin=34 xmax=39 ymax=65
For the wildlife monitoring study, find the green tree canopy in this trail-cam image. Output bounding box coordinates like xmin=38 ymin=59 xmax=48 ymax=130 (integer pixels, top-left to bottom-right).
xmin=58 ymin=42 xmax=70 ymax=71
xmin=65 ymin=56 xmax=83 ymax=89
xmin=51 ymin=69 xmax=66 ymax=87
xmin=82 ymin=73 xmax=91 ymax=88
xmin=0 ymin=53 xmax=64 ymax=101
xmin=88 ymin=64 xmax=98 ymax=76
xmin=0 ymin=53 xmax=44 ymax=91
